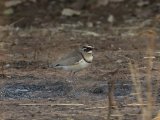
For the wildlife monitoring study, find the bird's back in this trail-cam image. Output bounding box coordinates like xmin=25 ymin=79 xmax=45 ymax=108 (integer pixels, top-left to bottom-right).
xmin=54 ymin=50 xmax=82 ymax=67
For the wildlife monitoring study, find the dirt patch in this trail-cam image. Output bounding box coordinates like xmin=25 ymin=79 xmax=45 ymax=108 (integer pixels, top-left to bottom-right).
xmin=1 ymin=81 xmax=72 ymax=100
xmin=0 ymin=0 xmax=159 ymax=120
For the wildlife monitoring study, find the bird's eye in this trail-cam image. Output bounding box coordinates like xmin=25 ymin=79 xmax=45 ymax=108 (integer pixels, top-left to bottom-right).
xmin=83 ymin=47 xmax=92 ymax=52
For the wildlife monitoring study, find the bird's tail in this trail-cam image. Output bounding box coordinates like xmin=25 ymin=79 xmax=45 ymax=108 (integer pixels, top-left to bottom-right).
xmin=49 ymin=63 xmax=62 ymax=69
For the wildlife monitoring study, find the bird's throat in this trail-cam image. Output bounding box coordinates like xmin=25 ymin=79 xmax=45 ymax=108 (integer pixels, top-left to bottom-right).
xmin=80 ymin=52 xmax=93 ymax=63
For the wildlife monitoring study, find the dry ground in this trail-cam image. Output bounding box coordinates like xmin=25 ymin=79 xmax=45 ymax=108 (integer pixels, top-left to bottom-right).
xmin=0 ymin=1 xmax=160 ymax=120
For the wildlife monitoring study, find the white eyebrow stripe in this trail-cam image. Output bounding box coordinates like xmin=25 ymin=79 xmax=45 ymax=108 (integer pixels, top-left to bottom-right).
xmin=83 ymin=46 xmax=93 ymax=48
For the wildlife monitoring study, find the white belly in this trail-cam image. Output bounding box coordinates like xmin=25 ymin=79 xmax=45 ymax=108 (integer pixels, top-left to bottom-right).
xmin=62 ymin=59 xmax=91 ymax=72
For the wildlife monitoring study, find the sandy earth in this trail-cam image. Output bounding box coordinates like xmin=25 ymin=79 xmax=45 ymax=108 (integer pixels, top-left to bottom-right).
xmin=0 ymin=1 xmax=160 ymax=120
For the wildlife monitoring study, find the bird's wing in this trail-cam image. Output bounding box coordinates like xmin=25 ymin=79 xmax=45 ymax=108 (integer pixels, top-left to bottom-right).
xmin=54 ymin=50 xmax=82 ymax=66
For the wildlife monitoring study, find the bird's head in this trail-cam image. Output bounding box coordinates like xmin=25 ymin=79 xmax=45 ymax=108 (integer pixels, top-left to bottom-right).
xmin=81 ymin=44 xmax=94 ymax=54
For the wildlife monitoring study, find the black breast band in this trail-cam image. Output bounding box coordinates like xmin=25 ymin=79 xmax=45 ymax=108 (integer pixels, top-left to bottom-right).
xmin=80 ymin=52 xmax=92 ymax=63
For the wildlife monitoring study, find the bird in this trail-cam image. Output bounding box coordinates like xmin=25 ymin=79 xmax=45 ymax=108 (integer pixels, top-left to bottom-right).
xmin=52 ymin=44 xmax=94 ymax=78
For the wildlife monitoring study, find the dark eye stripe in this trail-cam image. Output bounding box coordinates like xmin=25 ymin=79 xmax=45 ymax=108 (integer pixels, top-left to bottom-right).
xmin=83 ymin=47 xmax=92 ymax=52
xmin=83 ymin=47 xmax=93 ymax=49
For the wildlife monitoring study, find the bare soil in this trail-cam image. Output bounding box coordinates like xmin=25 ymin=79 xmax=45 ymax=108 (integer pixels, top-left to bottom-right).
xmin=0 ymin=1 xmax=160 ymax=120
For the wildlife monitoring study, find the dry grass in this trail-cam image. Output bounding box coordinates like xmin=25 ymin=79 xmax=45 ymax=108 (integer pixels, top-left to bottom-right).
xmin=128 ymin=29 xmax=158 ymax=120
xmin=105 ymin=28 xmax=160 ymax=120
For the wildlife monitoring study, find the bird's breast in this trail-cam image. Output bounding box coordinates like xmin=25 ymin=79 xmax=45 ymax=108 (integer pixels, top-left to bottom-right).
xmin=81 ymin=52 xmax=93 ymax=63
xmin=62 ymin=59 xmax=91 ymax=71
xmin=86 ymin=55 xmax=93 ymax=62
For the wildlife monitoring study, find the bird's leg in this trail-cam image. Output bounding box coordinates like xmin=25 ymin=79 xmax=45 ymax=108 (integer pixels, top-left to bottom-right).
xmin=67 ymin=71 xmax=76 ymax=81
xmin=71 ymin=71 xmax=79 ymax=92
xmin=66 ymin=71 xmax=73 ymax=82
xmin=69 ymin=71 xmax=72 ymax=78
xmin=71 ymin=71 xmax=77 ymax=83
xmin=73 ymin=71 xmax=78 ymax=81
xmin=66 ymin=71 xmax=77 ymax=93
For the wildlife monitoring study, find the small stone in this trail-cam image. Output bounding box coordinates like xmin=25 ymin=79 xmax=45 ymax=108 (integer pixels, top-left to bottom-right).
xmin=61 ymin=8 xmax=81 ymax=16
xmin=77 ymin=21 xmax=84 ymax=27
xmin=82 ymin=31 xmax=100 ymax=37
xmin=111 ymin=44 xmax=114 ymax=48
xmin=3 ymin=8 xmax=14 ymax=15
xmin=96 ymin=21 xmax=101 ymax=25
xmin=111 ymin=0 xmax=124 ymax=2
xmin=87 ymin=22 xmax=93 ymax=27
xmin=137 ymin=1 xmax=149 ymax=7
xmin=5 ymin=64 xmax=10 ymax=68
xmin=30 ymin=0 xmax=37 ymax=2
xmin=5 ymin=0 xmax=23 ymax=7
xmin=97 ymin=0 xmax=109 ymax=7
xmin=108 ymin=14 xmax=115 ymax=23
xmin=116 ymin=59 xmax=123 ymax=63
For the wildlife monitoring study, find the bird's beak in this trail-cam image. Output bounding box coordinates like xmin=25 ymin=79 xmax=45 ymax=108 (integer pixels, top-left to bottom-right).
xmin=93 ymin=47 xmax=97 ymax=50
